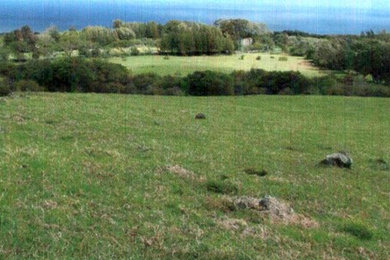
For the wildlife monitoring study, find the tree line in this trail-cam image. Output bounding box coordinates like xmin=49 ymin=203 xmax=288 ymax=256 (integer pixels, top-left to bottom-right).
xmin=0 ymin=19 xmax=271 ymax=59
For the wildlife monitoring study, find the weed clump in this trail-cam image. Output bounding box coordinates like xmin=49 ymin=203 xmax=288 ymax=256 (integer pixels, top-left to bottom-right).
xmin=342 ymin=222 xmax=373 ymax=240
xmin=256 ymin=56 xmax=261 ymax=61
xmin=369 ymin=158 xmax=389 ymax=171
xmin=244 ymin=168 xmax=268 ymax=177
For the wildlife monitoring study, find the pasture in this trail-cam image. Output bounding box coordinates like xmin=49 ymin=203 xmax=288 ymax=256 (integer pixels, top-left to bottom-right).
xmin=0 ymin=93 xmax=389 ymax=258
xmin=109 ymin=53 xmax=323 ymax=77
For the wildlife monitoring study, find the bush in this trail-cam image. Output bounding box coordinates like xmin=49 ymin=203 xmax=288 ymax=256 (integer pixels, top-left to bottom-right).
xmin=0 ymin=80 xmax=11 ymax=96
xmin=186 ymin=71 xmax=234 ymax=96
xmin=133 ymin=73 xmax=161 ymax=94
xmin=279 ymin=56 xmax=288 ymax=61
xmin=8 ymin=58 xmax=130 ymax=93
xmin=131 ymin=46 xmax=140 ymax=56
xmin=14 ymin=80 xmax=44 ymax=92
xmin=256 ymin=56 xmax=261 ymax=60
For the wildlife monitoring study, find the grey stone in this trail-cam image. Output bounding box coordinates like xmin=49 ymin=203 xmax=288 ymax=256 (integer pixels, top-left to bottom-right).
xmin=320 ymin=152 xmax=353 ymax=169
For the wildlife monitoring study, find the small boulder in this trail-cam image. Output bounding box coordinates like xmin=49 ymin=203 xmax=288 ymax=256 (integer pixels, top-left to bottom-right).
xmin=195 ymin=113 xmax=206 ymax=120
xmin=320 ymin=152 xmax=353 ymax=169
xmin=259 ymin=196 xmax=295 ymax=219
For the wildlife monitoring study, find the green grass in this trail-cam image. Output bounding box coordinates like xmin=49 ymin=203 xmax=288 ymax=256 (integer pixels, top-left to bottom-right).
xmin=0 ymin=93 xmax=389 ymax=258
xmin=109 ymin=53 xmax=323 ymax=77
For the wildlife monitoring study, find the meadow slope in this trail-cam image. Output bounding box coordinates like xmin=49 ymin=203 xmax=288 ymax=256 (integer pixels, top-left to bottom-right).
xmin=0 ymin=93 xmax=389 ymax=258
xmin=109 ymin=53 xmax=323 ymax=77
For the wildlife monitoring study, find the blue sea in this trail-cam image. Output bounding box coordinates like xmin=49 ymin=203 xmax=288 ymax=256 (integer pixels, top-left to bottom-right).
xmin=0 ymin=1 xmax=390 ymax=34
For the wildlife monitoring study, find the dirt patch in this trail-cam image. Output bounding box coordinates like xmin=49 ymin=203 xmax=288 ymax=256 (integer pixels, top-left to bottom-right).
xmin=232 ymin=196 xmax=319 ymax=228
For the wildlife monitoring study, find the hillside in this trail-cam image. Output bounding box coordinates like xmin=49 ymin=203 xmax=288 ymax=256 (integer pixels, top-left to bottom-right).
xmin=0 ymin=93 xmax=389 ymax=258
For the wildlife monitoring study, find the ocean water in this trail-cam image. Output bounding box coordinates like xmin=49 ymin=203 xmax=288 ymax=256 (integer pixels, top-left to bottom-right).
xmin=0 ymin=1 xmax=389 ymax=34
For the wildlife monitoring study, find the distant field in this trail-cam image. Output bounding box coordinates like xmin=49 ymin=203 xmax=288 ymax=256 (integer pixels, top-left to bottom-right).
xmin=109 ymin=53 xmax=323 ymax=77
xmin=0 ymin=93 xmax=389 ymax=258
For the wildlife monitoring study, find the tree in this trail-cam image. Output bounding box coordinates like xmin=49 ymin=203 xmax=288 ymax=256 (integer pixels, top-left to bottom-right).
xmin=59 ymin=31 xmax=81 ymax=57
xmin=113 ymin=19 xmax=123 ymax=29
xmin=115 ymin=27 xmax=136 ymax=40
xmin=215 ymin=19 xmax=270 ymax=41
xmin=146 ymin=22 xmax=160 ymax=39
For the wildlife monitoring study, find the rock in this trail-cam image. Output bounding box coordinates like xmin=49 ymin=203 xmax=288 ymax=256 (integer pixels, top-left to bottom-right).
xmin=259 ymin=196 xmax=295 ymax=219
xmin=320 ymin=152 xmax=353 ymax=168
xmin=195 ymin=113 xmax=206 ymax=119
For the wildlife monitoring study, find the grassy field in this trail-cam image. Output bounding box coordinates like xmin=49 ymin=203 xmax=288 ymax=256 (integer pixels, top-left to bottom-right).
xmin=109 ymin=53 xmax=323 ymax=77
xmin=0 ymin=93 xmax=389 ymax=258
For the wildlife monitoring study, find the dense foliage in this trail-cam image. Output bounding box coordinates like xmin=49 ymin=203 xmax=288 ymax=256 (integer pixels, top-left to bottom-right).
xmin=281 ymin=32 xmax=390 ymax=84
xmin=1 ymin=58 xmax=388 ymax=97
xmin=159 ymin=21 xmax=235 ymax=55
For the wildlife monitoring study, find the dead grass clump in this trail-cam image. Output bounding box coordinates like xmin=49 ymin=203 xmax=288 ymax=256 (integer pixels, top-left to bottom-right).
xmin=166 ymin=165 xmax=196 ymax=180
xmin=232 ymin=196 xmax=319 ymax=228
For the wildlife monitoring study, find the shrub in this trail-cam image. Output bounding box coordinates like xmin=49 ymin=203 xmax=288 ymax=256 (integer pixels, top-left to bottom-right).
xmin=131 ymin=46 xmax=140 ymax=56
xmin=8 ymin=58 xmax=130 ymax=93
xmin=133 ymin=73 xmax=162 ymax=94
xmin=0 ymin=80 xmax=11 ymax=96
xmin=186 ymin=71 xmax=234 ymax=96
xmin=240 ymin=55 xmax=245 ymax=60
xmin=163 ymin=55 xmax=170 ymax=60
xmin=256 ymin=56 xmax=261 ymax=61
xmin=14 ymin=80 xmax=44 ymax=92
